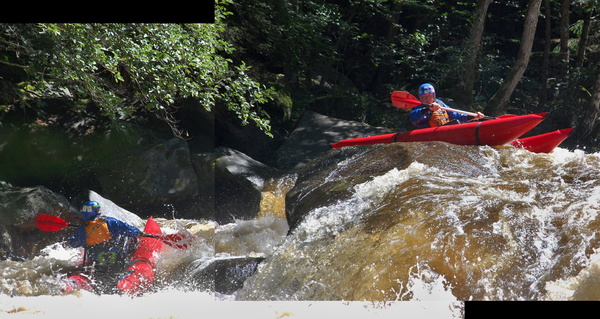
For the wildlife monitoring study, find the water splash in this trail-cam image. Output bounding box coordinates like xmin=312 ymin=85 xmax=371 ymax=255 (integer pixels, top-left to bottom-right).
xmin=0 ymin=242 xmax=79 ymax=296
xmin=4 ymin=145 xmax=600 ymax=319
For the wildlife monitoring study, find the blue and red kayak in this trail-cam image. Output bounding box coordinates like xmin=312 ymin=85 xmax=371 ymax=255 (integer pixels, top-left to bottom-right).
xmin=331 ymin=113 xmax=560 ymax=151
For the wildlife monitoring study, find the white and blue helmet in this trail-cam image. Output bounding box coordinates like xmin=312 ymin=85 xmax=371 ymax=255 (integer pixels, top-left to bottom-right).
xmin=418 ymin=83 xmax=436 ymax=98
xmin=80 ymin=201 xmax=101 ymax=220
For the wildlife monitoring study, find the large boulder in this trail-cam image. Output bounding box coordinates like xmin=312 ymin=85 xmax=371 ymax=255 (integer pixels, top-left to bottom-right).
xmin=95 ymin=136 xmax=283 ymax=223
xmin=285 ymin=142 xmax=496 ymax=232
xmin=192 ymin=147 xmax=279 ymax=224
xmin=272 ymin=111 xmax=392 ymax=171
xmin=96 ymin=138 xmax=200 ymax=219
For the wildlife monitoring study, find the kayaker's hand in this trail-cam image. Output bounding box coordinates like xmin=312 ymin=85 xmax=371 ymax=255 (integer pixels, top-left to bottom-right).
xmin=474 ymin=112 xmax=485 ymax=119
xmin=428 ymin=102 xmax=440 ymax=111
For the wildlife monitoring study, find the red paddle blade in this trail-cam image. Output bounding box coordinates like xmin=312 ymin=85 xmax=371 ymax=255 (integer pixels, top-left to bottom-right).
xmin=161 ymin=233 xmax=195 ymax=249
xmin=36 ymin=214 xmax=70 ymax=231
xmin=391 ymin=91 xmax=421 ymax=109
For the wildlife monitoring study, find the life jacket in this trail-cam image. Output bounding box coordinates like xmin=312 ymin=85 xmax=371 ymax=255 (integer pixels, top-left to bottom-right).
xmin=84 ymin=218 xmax=112 ymax=246
xmin=428 ymin=109 xmax=450 ymax=127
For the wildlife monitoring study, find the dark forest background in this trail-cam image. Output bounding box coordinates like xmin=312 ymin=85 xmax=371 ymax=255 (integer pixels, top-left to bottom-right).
xmin=222 ymin=0 xmax=600 ymax=150
xmin=1 ymin=0 xmax=599 ymax=162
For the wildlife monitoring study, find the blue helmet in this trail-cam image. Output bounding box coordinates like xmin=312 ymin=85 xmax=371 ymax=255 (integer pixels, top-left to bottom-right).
xmin=80 ymin=201 xmax=101 ymax=220
xmin=418 ymin=83 xmax=436 ymax=98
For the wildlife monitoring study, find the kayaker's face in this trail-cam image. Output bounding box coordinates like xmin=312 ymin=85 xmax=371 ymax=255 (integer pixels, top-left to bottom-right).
xmin=420 ymin=93 xmax=435 ymax=104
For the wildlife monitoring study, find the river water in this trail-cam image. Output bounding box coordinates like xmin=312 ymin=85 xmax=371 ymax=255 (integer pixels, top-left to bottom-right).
xmin=1 ymin=143 xmax=598 ymax=318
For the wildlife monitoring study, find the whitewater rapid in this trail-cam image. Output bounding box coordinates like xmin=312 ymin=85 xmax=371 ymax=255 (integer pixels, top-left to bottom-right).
xmin=3 ymin=144 xmax=599 ymax=317
xmin=0 ymin=216 xmax=459 ymax=318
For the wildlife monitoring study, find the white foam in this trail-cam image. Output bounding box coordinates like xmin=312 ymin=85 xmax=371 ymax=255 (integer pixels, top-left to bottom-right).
xmin=0 ymin=290 xmax=462 ymax=319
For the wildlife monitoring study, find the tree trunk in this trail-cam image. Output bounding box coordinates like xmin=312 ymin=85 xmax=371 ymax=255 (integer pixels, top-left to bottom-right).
xmin=328 ymin=1 xmax=363 ymax=89
xmin=484 ymin=0 xmax=543 ymax=116
xmin=559 ymin=0 xmax=570 ymax=80
xmin=539 ymin=0 xmax=551 ymax=108
xmin=578 ymin=62 xmax=600 ymax=141
xmin=575 ymin=9 xmax=592 ymax=68
xmin=457 ymin=0 xmax=492 ymax=108
xmin=373 ymin=1 xmax=403 ymax=95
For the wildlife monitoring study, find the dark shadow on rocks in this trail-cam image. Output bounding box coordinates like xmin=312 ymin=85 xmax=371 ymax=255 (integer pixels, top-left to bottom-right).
xmin=273 ymin=111 xmax=393 ymax=171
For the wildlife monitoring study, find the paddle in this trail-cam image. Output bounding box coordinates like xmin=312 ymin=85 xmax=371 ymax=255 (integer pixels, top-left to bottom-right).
xmin=36 ymin=214 xmax=193 ymax=249
xmin=391 ymin=90 xmax=496 ymax=120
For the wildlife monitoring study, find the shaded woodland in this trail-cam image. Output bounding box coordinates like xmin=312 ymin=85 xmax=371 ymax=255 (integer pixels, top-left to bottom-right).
xmin=1 ymin=0 xmax=599 ymax=152
xmin=223 ymin=0 xmax=600 ymax=150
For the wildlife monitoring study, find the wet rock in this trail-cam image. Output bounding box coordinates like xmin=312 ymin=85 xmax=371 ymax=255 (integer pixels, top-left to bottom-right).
xmin=215 ymin=257 xmax=265 ymax=295
xmin=273 ymin=111 xmax=391 ymax=171
xmin=192 ymin=147 xmax=279 ymax=224
xmin=285 ymin=142 xmax=495 ymax=232
xmin=178 ymin=256 xmax=264 ymax=294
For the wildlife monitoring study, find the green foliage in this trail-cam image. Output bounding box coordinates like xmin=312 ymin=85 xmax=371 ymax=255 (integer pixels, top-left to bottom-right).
xmin=0 ymin=2 xmax=274 ymax=136
xmin=41 ymin=22 xmax=273 ymax=133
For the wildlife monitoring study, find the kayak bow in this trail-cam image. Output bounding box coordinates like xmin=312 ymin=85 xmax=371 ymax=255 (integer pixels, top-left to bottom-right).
xmin=117 ymin=216 xmax=165 ymax=296
xmin=511 ymin=128 xmax=573 ymax=153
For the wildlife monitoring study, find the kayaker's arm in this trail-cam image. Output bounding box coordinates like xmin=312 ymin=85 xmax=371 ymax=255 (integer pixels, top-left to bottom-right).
xmin=105 ymin=217 xmax=144 ymax=238
xmin=408 ymin=105 xmax=432 ymax=128
xmin=431 ymin=103 xmax=490 ymax=120
xmin=69 ymin=226 xmax=87 ymax=248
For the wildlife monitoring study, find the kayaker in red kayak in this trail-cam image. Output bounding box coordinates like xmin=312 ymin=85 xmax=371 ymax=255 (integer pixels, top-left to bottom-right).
xmin=409 ymin=83 xmax=484 ymax=128
xmin=68 ymin=201 xmax=143 ymax=293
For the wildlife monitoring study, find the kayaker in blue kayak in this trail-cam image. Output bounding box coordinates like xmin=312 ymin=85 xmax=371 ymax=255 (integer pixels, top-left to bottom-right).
xmin=409 ymin=83 xmax=484 ymax=128
xmin=69 ymin=201 xmax=143 ymax=291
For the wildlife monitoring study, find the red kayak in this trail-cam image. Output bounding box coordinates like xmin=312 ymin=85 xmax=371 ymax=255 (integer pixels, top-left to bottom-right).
xmin=64 ymin=272 xmax=94 ymax=293
xmin=331 ymin=113 xmax=548 ymax=149
xmin=64 ymin=217 xmax=164 ymax=295
xmin=117 ymin=216 xmax=164 ymax=295
xmin=511 ymin=128 xmax=573 ymax=153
